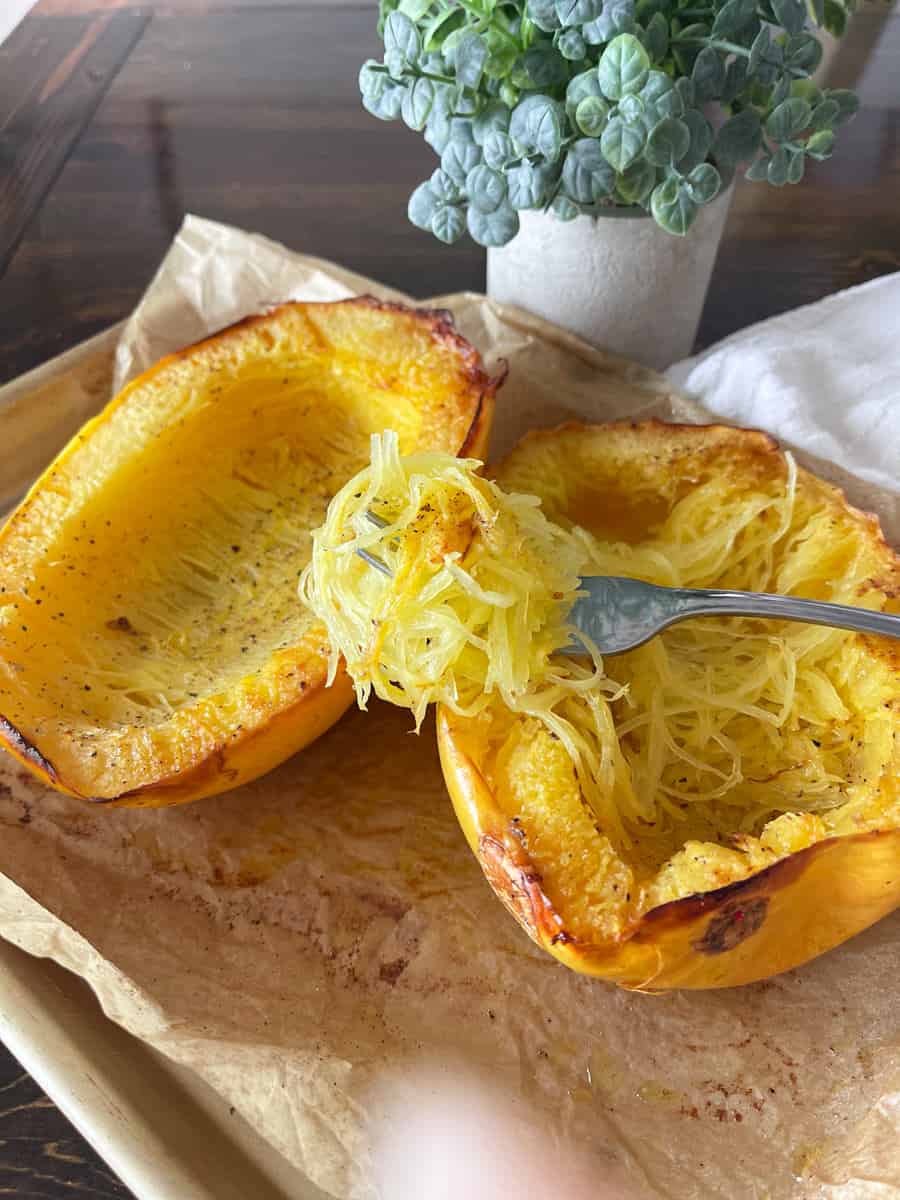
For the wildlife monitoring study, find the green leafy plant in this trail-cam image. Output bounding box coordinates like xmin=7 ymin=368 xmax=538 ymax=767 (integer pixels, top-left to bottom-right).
xmin=359 ymin=0 xmax=859 ymax=243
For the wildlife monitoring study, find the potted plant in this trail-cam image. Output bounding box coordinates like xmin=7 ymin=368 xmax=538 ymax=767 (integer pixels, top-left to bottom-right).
xmin=359 ymin=0 xmax=859 ymax=368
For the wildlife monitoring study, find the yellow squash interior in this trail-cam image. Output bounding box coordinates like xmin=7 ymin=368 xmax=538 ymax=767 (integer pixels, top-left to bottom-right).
xmin=461 ymin=423 xmax=900 ymax=942
xmin=0 ymin=300 xmax=490 ymax=800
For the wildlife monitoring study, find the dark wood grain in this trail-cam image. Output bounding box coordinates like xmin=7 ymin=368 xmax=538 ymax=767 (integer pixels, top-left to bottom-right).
xmin=0 ymin=3 xmax=897 ymax=1197
xmin=0 ymin=8 xmax=150 ymax=278
xmin=0 ymin=4 xmax=897 ymax=382
xmin=0 ymin=1046 xmax=131 ymax=1198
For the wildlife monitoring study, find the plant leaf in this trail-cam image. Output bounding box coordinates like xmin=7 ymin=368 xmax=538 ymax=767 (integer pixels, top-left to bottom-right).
xmin=827 ymin=88 xmax=859 ymax=126
xmin=650 ymin=176 xmax=698 ymax=234
xmin=500 ymin=80 xmax=520 ymax=109
xmin=378 ymin=0 xmax=401 ymax=37
xmin=713 ymin=108 xmax=762 ymax=168
xmin=575 ymin=95 xmax=612 ymax=135
xmin=619 ymin=93 xmax=645 ymax=122
xmin=473 ymin=102 xmax=512 ymax=144
xmin=510 ymin=94 xmax=566 ymax=162
xmin=600 ymin=114 xmax=645 ymax=170
xmin=527 ymin=0 xmax=563 ymax=32
xmin=449 ymin=116 xmax=476 ymax=143
xmin=401 ymin=76 xmax=436 ymax=130
xmin=399 ymin=0 xmax=432 ymax=19
xmin=507 ymin=160 xmax=558 ymax=208
xmin=432 ymin=205 xmax=467 ymax=243
xmin=408 ymin=181 xmax=439 ymax=230
xmin=766 ymin=97 xmax=812 ymax=140
xmin=615 ymin=158 xmax=657 ymax=203
xmin=559 ymin=28 xmax=588 ymax=59
xmin=484 ymin=36 xmax=519 ymax=79
xmin=441 ymin=137 xmax=482 ymax=183
xmin=767 ymin=145 xmax=790 ymax=185
xmin=655 ymin=87 xmax=684 ymax=117
xmin=805 ymin=129 xmax=835 ymax=158
xmin=455 ymin=32 xmax=488 ymax=89
xmin=712 ymin=0 xmax=757 ymax=36
xmin=785 ymin=31 xmax=823 ymax=71
xmin=384 ymin=11 xmax=421 ymax=64
xmin=721 ymin=57 xmax=748 ymax=105
xmin=643 ymin=12 xmax=670 ymax=62
xmin=562 ymin=137 xmax=617 ymax=202
xmin=361 ymin=73 xmax=405 ymax=121
xmin=424 ymin=95 xmax=453 ymax=153
xmin=583 ymin=0 xmax=636 ymax=43
xmin=769 ymin=73 xmax=792 ymax=109
xmin=771 ymin=0 xmax=808 ymax=32
xmin=809 ymin=98 xmax=838 ymax=130
xmin=359 ymin=60 xmax=383 ymax=98
xmin=482 ymin=130 xmax=517 ymax=169
xmin=786 ymin=147 xmax=805 ymax=183
xmin=520 ymin=45 xmax=569 ymax=87
xmin=692 ymin=46 xmax=726 ymax=102
xmin=430 ymin=167 xmax=463 ymax=203
xmin=466 ymin=163 xmax=508 ymax=213
xmin=422 ymin=7 xmax=463 ymax=51
xmin=685 ymin=161 xmax=721 ymax=203
xmin=552 ymin=194 xmax=580 ymax=220
xmin=467 ymin=202 xmax=520 ymax=245
xmin=566 ymin=68 xmax=605 ymax=123
xmin=675 ymin=77 xmax=695 ymax=109
xmin=744 ymin=153 xmax=771 ymax=181
xmin=454 ymin=90 xmax=479 ymax=115
xmin=646 ymin=116 xmax=691 ymax=166
xmin=823 ymin=0 xmax=846 ymax=35
xmin=556 ymin=0 xmax=604 ymax=25
xmin=679 ymin=109 xmax=714 ymax=171
xmin=641 ymin=70 xmax=675 ymax=103
xmin=599 ymin=33 xmax=651 ymax=100
xmin=748 ymin=25 xmax=771 ymax=74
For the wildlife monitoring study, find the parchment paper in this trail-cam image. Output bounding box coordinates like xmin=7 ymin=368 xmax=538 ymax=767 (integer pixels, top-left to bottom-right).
xmin=0 ymin=215 xmax=897 ymax=1200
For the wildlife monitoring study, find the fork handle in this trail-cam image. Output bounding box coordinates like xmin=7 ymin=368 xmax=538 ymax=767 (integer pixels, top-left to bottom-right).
xmin=668 ymin=586 xmax=900 ymax=640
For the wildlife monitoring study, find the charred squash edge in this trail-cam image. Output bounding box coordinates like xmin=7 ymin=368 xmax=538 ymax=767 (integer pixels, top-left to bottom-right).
xmin=438 ymin=419 xmax=900 ymax=989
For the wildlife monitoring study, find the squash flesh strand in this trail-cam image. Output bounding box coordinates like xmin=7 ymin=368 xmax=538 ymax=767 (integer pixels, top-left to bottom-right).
xmin=305 ymin=430 xmax=899 ymax=936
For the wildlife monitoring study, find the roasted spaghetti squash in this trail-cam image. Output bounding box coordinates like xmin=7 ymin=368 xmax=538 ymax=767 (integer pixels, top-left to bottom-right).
xmin=307 ymin=421 xmax=900 ymax=988
xmin=0 ymin=299 xmax=498 ymax=805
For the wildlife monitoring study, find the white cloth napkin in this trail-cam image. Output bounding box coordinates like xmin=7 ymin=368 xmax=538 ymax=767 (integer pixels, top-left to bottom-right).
xmin=666 ymin=271 xmax=900 ymax=494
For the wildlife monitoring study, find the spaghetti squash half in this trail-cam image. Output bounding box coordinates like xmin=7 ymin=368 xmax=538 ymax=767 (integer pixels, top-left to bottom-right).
xmin=307 ymin=422 xmax=900 ymax=988
xmin=0 ymin=299 xmax=498 ymax=805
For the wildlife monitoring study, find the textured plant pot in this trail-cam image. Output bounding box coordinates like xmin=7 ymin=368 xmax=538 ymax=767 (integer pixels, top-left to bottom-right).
xmin=487 ymin=187 xmax=733 ymax=370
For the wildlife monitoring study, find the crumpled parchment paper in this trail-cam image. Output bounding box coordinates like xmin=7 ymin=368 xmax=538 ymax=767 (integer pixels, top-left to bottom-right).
xmin=0 ymin=215 xmax=897 ymax=1200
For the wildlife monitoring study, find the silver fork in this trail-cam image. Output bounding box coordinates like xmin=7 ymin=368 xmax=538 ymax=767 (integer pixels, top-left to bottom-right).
xmin=356 ymin=512 xmax=900 ymax=656
xmin=564 ymin=576 xmax=900 ymax=655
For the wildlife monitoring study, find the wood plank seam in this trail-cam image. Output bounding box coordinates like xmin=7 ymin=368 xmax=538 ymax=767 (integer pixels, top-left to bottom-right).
xmin=0 ymin=8 xmax=151 ymax=277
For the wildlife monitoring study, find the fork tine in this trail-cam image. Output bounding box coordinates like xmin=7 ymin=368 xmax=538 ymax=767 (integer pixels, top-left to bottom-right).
xmin=355 ymin=508 xmax=393 ymax=576
xmin=357 ymin=546 xmax=393 ymax=578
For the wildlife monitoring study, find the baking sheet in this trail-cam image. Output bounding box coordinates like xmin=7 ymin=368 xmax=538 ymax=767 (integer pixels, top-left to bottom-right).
xmin=0 ymin=217 xmax=898 ymax=1200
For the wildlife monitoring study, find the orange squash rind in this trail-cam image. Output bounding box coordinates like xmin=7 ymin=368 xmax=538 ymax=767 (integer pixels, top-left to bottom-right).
xmin=438 ymin=422 xmax=900 ymax=989
xmin=0 ymin=298 xmax=499 ymax=805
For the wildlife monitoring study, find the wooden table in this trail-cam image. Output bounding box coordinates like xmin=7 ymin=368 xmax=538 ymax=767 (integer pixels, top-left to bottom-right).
xmin=0 ymin=1 xmax=897 ymax=1194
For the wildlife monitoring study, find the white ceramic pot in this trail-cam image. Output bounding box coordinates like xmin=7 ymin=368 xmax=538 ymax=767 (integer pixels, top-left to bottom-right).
xmin=487 ymin=187 xmax=733 ymax=370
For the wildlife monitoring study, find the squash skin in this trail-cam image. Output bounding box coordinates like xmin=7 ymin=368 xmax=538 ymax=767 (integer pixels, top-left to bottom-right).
xmin=0 ymin=298 xmax=499 ymax=805
xmin=437 ymin=421 xmax=900 ymax=990
xmin=440 ymin=706 xmax=900 ymax=989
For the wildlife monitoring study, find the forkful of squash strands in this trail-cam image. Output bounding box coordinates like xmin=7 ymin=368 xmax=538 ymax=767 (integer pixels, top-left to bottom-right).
xmin=352 ymin=507 xmax=900 ymax=658
xmin=300 ymin=429 xmax=900 ymax=837
xmin=301 ymin=430 xmax=899 ymax=700
xmin=352 ymin=506 xmax=900 ymax=657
